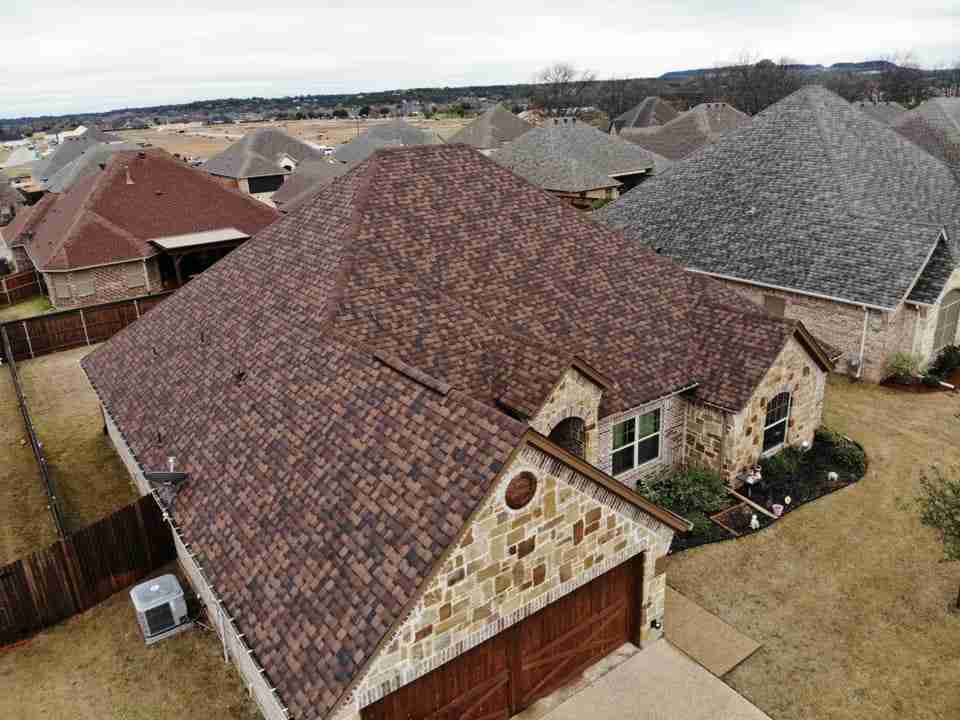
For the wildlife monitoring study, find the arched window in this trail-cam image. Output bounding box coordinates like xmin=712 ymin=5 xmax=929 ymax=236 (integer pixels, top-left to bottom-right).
xmin=934 ymin=290 xmax=960 ymax=352
xmin=762 ymin=392 xmax=791 ymax=454
xmin=549 ymin=417 xmax=586 ymax=459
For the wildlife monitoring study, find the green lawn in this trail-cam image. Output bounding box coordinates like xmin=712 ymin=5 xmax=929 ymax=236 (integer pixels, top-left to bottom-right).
xmin=0 ymin=295 xmax=52 ymax=323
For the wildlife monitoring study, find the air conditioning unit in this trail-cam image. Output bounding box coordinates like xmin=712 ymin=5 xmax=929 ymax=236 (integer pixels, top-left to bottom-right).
xmin=130 ymin=574 xmax=193 ymax=645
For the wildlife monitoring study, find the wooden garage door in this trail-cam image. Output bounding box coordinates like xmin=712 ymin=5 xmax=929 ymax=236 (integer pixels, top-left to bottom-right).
xmin=362 ymin=559 xmax=639 ymax=720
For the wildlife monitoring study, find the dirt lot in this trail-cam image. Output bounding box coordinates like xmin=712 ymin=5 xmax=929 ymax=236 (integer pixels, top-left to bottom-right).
xmin=668 ymin=376 xmax=960 ymax=720
xmin=17 ymin=345 xmax=136 ymax=532
xmin=0 ymin=567 xmax=259 ymax=720
xmin=115 ymin=116 xmax=471 ymax=160
xmin=0 ymin=366 xmax=56 ymax=566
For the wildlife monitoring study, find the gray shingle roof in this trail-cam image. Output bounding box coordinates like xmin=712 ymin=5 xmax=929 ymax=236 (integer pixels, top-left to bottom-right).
xmin=364 ymin=118 xmax=444 ymax=146
xmin=599 ymin=85 xmax=960 ymax=310
xmin=891 ymin=97 xmax=960 ymax=169
xmin=447 ymin=104 xmax=532 ymax=151
xmin=491 ymin=120 xmax=665 ymax=193
xmin=855 ymin=100 xmax=906 ymax=125
xmin=618 ymin=102 xmax=752 ymax=160
xmin=203 ymin=128 xmax=327 ymax=179
xmin=609 ymin=97 xmax=679 ymax=133
xmin=270 ymin=159 xmax=351 ymax=211
xmin=30 ymin=129 xmax=121 ymax=181
xmin=333 ymin=134 xmax=400 ymax=165
xmin=43 ymin=142 xmax=140 ymax=192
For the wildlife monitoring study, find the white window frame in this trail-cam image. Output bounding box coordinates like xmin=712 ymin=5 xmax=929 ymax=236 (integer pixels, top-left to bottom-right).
xmin=610 ymin=408 xmax=661 ymax=476
xmin=762 ymin=391 xmax=792 ymax=456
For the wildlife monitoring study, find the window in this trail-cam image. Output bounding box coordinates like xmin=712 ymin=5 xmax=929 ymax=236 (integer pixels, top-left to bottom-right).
xmin=123 ymin=262 xmax=145 ymax=289
xmin=52 ymin=274 xmax=71 ymax=299
xmin=934 ymin=290 xmax=960 ymax=352
xmin=764 ymin=295 xmax=786 ymax=318
xmin=611 ymin=409 xmax=661 ymax=476
xmin=762 ymin=392 xmax=791 ymax=453
xmin=74 ymin=273 xmax=95 ymax=298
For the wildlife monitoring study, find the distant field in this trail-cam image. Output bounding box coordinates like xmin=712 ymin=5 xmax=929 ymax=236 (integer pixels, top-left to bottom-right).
xmin=115 ymin=116 xmax=471 ymax=161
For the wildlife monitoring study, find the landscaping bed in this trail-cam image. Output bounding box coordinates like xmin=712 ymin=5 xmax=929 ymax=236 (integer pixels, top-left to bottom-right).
xmin=644 ymin=427 xmax=867 ymax=553
xmin=882 ymin=345 xmax=960 ymax=394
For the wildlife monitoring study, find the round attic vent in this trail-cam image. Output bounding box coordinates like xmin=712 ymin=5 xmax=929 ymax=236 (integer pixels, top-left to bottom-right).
xmin=505 ymin=472 xmax=538 ymax=510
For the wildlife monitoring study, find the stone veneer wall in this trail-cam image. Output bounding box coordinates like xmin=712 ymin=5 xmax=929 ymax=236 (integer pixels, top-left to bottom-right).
xmin=46 ymin=257 xmax=162 ymax=309
xmin=684 ymin=400 xmax=731 ymax=479
xmin=716 ymin=277 xmax=923 ymax=382
xmin=597 ymin=394 xmax=685 ymax=490
xmin=530 ymin=367 xmax=604 ymax=465
xmin=344 ymin=443 xmax=674 ymax=715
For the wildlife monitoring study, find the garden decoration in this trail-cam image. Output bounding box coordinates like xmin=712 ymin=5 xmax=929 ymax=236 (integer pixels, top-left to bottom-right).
xmin=750 ymin=514 xmax=760 ymax=531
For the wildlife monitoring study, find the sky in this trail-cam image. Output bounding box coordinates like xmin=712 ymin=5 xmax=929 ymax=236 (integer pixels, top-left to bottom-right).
xmin=1 ymin=0 xmax=958 ymax=119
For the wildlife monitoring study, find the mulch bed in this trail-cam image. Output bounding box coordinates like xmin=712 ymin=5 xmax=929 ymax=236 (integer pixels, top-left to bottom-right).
xmin=881 ymin=368 xmax=960 ymax=394
xmin=711 ymin=503 xmax=775 ymax=536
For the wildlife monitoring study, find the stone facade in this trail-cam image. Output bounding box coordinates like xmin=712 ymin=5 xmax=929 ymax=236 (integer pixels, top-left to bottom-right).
xmin=598 ymin=394 xmax=685 ymax=489
xmin=716 ymin=276 xmax=959 ymax=383
xmin=530 ymin=367 xmax=603 ymax=464
xmin=45 ymin=257 xmax=163 ymax=309
xmin=683 ymin=400 xmax=729 ymax=477
xmin=347 ymin=443 xmax=675 ymax=713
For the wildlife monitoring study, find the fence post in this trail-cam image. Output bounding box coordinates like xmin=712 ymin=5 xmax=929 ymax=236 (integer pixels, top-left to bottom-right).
xmin=21 ymin=320 xmax=34 ymax=359
xmin=2 ymin=276 xmax=9 ymax=307
xmin=133 ymin=298 xmax=140 ymax=319
xmin=79 ymin=308 xmax=90 ymax=346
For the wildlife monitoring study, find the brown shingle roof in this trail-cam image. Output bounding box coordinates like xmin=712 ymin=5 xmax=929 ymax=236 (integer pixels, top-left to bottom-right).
xmin=620 ymin=102 xmax=752 ymax=160
xmin=23 ymin=150 xmax=278 ymax=270
xmin=82 ymin=143 xmax=820 ymax=720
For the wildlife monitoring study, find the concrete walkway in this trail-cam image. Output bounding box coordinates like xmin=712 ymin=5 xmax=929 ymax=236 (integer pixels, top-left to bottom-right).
xmin=537 ymin=641 xmax=771 ymax=720
xmin=665 ymin=587 xmax=761 ymax=676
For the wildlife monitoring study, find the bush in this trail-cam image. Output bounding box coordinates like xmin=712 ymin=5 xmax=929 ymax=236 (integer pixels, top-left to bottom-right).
xmin=929 ymin=345 xmax=960 ymax=379
xmin=885 ymin=352 xmax=921 ymax=381
xmin=643 ymin=467 xmax=730 ymax=517
xmin=760 ymin=446 xmax=803 ymax=484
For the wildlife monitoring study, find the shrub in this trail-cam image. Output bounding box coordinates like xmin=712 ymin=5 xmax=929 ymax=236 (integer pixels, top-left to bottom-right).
xmin=929 ymin=345 xmax=960 ymax=378
xmin=885 ymin=352 xmax=921 ymax=381
xmin=643 ymin=466 xmax=729 ymax=517
xmin=760 ymin=446 xmax=803 ymax=484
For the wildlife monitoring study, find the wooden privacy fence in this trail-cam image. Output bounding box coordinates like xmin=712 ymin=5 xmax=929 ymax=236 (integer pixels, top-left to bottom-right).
xmin=0 ymin=269 xmax=41 ymax=306
xmin=0 ymin=495 xmax=175 ymax=647
xmin=2 ymin=291 xmax=171 ymax=361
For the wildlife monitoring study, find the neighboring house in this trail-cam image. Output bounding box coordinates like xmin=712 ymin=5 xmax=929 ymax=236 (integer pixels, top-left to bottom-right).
xmin=618 ymin=102 xmax=752 ymax=160
xmin=6 ymin=150 xmax=277 ymax=308
xmin=270 ymin=159 xmax=351 ymax=213
xmin=30 ymin=128 xmax=122 ymax=185
xmin=0 ymin=197 xmax=51 ymax=272
xmin=83 ymin=144 xmax=828 ymax=720
xmin=891 ymin=97 xmax=960 ymax=170
xmin=855 ymin=100 xmax=906 ymax=125
xmin=492 ymin=118 xmax=671 ymax=209
xmin=203 ymin=128 xmax=328 ymax=203
xmin=446 ymin=103 xmax=532 ymax=154
xmin=364 ymin=118 xmax=444 ymax=146
xmin=42 ymin=142 xmax=141 ymax=193
xmin=1 ymin=146 xmax=40 ymax=170
xmin=333 ymin=134 xmax=401 ymax=165
xmin=600 ymin=86 xmax=960 ymax=382
xmin=609 ymin=96 xmax=679 ymax=134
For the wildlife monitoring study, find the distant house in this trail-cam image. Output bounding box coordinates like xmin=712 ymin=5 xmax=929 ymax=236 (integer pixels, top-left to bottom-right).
xmin=447 ymin=103 xmax=532 ymax=153
xmin=270 ymin=159 xmax=351 ymax=213
xmin=891 ymin=97 xmax=960 ymax=169
xmin=600 ymin=86 xmax=960 ymax=381
xmin=618 ymin=102 xmax=752 ymax=160
xmin=203 ymin=128 xmax=327 ymax=202
xmin=0 ymin=179 xmax=24 ymax=227
xmin=30 ymin=129 xmax=123 ymax=187
xmin=4 ymin=150 xmax=277 ymax=308
xmin=855 ymin=100 xmax=906 ymax=125
xmin=1 ymin=146 xmax=40 ymax=170
xmin=333 ymin=134 xmax=401 ymax=165
xmin=363 ymin=118 xmax=444 ymax=145
xmin=609 ymin=97 xmax=679 ymax=134
xmin=492 ymin=118 xmax=670 ymax=209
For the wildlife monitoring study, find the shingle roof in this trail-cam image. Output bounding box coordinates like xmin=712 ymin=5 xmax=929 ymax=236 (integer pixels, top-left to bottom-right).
xmin=600 ymin=86 xmax=960 ymax=309
xmin=855 ymin=100 xmax=907 ymax=125
xmin=203 ymin=128 xmax=327 ymax=179
xmin=43 ymin=142 xmax=140 ymax=193
xmin=363 ymin=118 xmax=444 ymax=146
xmin=271 ymin=159 xmax=351 ymax=211
xmin=82 ymin=143 xmax=822 ymax=720
xmin=0 ymin=178 xmax=24 ymax=211
xmin=891 ymin=97 xmax=960 ymax=169
xmin=491 ymin=120 xmax=666 ymax=193
xmin=447 ymin=104 xmax=532 ymax=150
xmin=619 ymin=102 xmax=752 ymax=160
xmin=23 ymin=150 xmax=278 ymax=270
xmin=1 ymin=193 xmax=55 ymax=247
xmin=609 ymin=97 xmax=679 ymax=133
xmin=31 ymin=130 xmax=121 ymax=182
xmin=333 ymin=134 xmax=401 ymax=165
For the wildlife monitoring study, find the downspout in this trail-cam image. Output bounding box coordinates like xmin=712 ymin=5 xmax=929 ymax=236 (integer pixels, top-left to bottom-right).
xmin=719 ymin=408 xmax=729 ymax=483
xmin=857 ymin=306 xmax=869 ymax=379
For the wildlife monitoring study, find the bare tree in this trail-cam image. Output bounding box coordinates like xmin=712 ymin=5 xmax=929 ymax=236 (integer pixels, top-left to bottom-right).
xmin=698 ymin=54 xmax=802 ymax=114
xmin=879 ymin=52 xmax=927 ymax=106
xmin=532 ymin=62 xmax=597 ymax=116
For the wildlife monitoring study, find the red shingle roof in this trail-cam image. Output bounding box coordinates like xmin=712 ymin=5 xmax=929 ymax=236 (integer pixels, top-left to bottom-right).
xmin=82 ymin=143 xmax=823 ymax=720
xmin=24 ymin=150 xmax=278 ymax=270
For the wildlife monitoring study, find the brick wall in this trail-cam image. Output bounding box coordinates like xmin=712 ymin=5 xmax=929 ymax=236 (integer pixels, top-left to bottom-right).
xmin=716 ymin=277 xmax=924 ymax=382
xmin=45 ymin=257 xmax=162 ymax=309
xmin=598 ymin=394 xmax=684 ymax=490
xmin=12 ymin=246 xmax=33 ymax=273
xmin=347 ymin=443 xmax=675 ymax=713
xmin=530 ymin=367 xmax=603 ymax=464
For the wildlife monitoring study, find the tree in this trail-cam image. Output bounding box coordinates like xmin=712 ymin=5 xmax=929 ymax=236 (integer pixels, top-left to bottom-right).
xmin=879 ymin=53 xmax=926 ymax=106
xmin=332 ymin=108 xmax=349 ymax=119
xmin=700 ymin=55 xmax=803 ymax=115
xmin=358 ymin=105 xmax=371 ymax=117
xmin=379 ymin=107 xmax=391 ymax=117
xmin=913 ymin=467 xmax=960 ymax=610
xmin=532 ymin=62 xmax=596 ymax=116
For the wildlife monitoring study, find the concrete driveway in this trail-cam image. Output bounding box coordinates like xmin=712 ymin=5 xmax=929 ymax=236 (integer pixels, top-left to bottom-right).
xmin=532 ymin=641 xmax=770 ymax=720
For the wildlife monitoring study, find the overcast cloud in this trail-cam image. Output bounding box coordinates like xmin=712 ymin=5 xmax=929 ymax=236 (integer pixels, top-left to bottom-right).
xmin=1 ymin=0 xmax=958 ymax=118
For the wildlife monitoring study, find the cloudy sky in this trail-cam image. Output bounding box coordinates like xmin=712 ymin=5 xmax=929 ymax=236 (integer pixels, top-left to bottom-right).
xmin=2 ymin=0 xmax=958 ymax=118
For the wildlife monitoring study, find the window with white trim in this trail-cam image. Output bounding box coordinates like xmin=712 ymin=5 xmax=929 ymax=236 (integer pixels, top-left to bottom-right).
xmin=762 ymin=392 xmax=791 ymax=453
xmin=934 ymin=289 xmax=960 ymax=352
xmin=611 ymin=408 xmax=661 ymax=476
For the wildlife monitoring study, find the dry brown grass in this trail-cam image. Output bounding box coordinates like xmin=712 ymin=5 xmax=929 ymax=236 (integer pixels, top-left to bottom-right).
xmin=17 ymin=345 xmax=136 ymax=532
xmin=0 ymin=296 xmax=53 ymax=323
xmin=0 ymin=566 xmax=259 ymax=720
xmin=667 ymin=376 xmax=960 ymax=720
xmin=0 ymin=366 xmax=57 ymax=565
